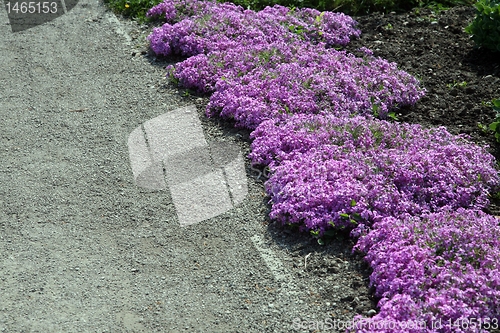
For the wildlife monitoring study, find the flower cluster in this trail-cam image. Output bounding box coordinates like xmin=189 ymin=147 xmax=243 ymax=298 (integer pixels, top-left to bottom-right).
xmin=146 ymin=0 xmax=500 ymax=331
xmin=147 ymin=0 xmax=361 ymax=57
xmin=353 ymin=209 xmax=500 ymax=332
xmin=204 ymin=44 xmax=423 ymax=129
xmin=147 ymin=0 xmax=211 ymax=22
xmin=148 ymin=0 xmax=422 ymax=127
xmin=249 ymin=114 xmax=499 ymax=232
xmin=250 ymin=114 xmax=500 ymax=330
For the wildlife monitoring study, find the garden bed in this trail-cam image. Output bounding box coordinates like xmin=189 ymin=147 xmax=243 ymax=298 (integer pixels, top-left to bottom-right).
xmin=143 ymin=1 xmax=500 ymax=330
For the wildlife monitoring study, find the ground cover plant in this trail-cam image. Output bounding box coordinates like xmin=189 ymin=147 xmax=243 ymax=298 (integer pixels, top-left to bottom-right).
xmin=147 ymin=0 xmax=423 ymax=128
xmin=145 ymin=0 xmax=500 ymax=331
xmin=147 ymin=2 xmax=362 ymax=56
xmin=354 ymin=208 xmax=500 ymax=331
xmin=249 ymin=115 xmax=499 ymax=232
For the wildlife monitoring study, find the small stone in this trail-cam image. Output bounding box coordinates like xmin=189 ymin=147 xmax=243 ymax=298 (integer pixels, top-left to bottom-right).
xmin=328 ymin=266 xmax=339 ymax=274
xmin=341 ymin=295 xmax=354 ymax=302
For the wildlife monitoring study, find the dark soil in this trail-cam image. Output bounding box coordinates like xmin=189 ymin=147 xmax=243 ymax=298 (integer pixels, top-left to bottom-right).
xmin=344 ymin=5 xmax=500 ymax=215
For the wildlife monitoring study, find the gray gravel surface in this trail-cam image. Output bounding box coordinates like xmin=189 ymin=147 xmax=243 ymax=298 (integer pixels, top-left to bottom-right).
xmin=0 ymin=1 xmax=375 ymax=331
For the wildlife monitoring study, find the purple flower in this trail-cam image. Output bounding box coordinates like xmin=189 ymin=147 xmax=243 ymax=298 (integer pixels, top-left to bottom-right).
xmin=354 ymin=209 xmax=500 ymax=332
xmin=250 ymin=114 xmax=498 ymax=234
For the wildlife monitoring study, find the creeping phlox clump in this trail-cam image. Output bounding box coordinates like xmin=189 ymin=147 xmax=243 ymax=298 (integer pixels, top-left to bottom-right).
xmin=147 ymin=0 xmax=360 ymax=56
xmin=249 ymin=114 xmax=499 ymax=233
xmin=353 ymin=209 xmax=500 ymax=332
xmin=147 ymin=0 xmax=423 ymax=127
xmin=146 ymin=0 xmax=500 ymax=331
xmin=204 ymin=43 xmax=422 ymax=129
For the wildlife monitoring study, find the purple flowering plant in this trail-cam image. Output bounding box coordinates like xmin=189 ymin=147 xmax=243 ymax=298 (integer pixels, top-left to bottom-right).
xmin=146 ymin=0 xmax=500 ymax=330
xmin=352 ymin=209 xmax=500 ymax=332
xmin=147 ymin=0 xmax=423 ymax=127
xmin=250 ymin=114 xmax=499 ymax=232
xmin=147 ymin=0 xmax=361 ymax=56
xmin=205 ymin=45 xmax=423 ymax=128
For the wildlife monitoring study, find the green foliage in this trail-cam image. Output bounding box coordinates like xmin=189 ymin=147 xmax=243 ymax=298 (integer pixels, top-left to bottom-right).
xmin=477 ymin=121 xmax=489 ymax=133
xmin=387 ymin=111 xmax=398 ymax=121
xmin=168 ymin=71 xmax=180 ymax=85
xmin=488 ymin=98 xmax=500 ymax=142
xmin=103 ymin=0 xmax=476 ymax=23
xmin=465 ymin=0 xmax=500 ymax=52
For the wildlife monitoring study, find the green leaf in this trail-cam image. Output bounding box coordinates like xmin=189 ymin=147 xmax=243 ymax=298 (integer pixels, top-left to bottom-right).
xmin=388 ymin=112 xmax=398 ymax=121
xmin=350 ymin=199 xmax=357 ymax=207
xmin=489 ymin=122 xmax=499 ymax=131
xmin=317 ymin=238 xmax=325 ymax=245
xmin=339 ymin=213 xmax=349 ymax=219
